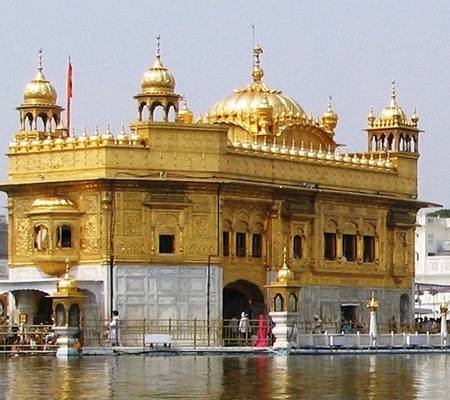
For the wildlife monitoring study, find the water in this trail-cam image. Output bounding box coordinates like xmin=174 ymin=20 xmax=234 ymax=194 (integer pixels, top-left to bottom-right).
xmin=0 ymin=354 xmax=450 ymax=399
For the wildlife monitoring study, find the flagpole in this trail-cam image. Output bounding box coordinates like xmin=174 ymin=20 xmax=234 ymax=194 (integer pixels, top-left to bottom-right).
xmin=66 ymin=55 xmax=72 ymax=134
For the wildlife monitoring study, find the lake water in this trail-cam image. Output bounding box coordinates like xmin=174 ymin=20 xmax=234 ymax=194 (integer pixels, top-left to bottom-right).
xmin=0 ymin=354 xmax=449 ymax=399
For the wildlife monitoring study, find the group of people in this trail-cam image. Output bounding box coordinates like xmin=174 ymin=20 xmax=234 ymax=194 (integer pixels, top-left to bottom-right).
xmin=0 ymin=318 xmax=58 ymax=353
xmin=340 ymin=320 xmax=364 ymax=334
xmin=226 ymin=312 xmax=274 ymax=346
xmin=414 ymin=316 xmax=445 ymax=333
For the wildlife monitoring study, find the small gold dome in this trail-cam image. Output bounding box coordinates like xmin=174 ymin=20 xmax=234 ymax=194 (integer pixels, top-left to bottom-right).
xmin=57 ymin=263 xmax=79 ymax=295
xmin=367 ymin=292 xmax=379 ymax=311
xmin=141 ymin=36 xmax=175 ymax=95
xmin=379 ymin=81 xmax=406 ymax=123
xmin=177 ymin=96 xmax=194 ymax=124
xmin=23 ymin=49 xmax=57 ymax=106
xmin=321 ymin=96 xmax=338 ymax=133
xmin=368 ymin=107 xmax=376 ymax=125
xmin=411 ymin=108 xmax=419 ymax=125
xmin=277 ymin=247 xmax=295 ymax=283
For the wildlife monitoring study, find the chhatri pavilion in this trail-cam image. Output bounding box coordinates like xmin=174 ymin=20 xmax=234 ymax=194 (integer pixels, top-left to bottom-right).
xmin=0 ymin=39 xmax=428 ymax=328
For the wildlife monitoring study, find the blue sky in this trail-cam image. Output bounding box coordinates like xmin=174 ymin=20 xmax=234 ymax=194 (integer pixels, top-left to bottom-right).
xmin=0 ymin=1 xmax=449 ymax=208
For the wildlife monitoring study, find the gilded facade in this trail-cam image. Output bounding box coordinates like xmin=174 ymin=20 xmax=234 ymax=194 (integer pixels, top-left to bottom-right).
xmin=0 ymin=42 xmax=429 ymax=328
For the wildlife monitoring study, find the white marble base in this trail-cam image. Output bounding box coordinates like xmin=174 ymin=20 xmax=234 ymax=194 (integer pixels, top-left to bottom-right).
xmin=270 ymin=311 xmax=299 ymax=348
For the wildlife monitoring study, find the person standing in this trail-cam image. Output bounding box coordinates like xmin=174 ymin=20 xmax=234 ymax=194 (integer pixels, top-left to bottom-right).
xmin=108 ymin=310 xmax=121 ymax=347
xmin=238 ymin=312 xmax=249 ymax=345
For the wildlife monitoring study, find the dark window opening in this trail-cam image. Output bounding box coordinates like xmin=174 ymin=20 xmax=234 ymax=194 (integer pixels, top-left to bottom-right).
xmin=159 ymin=234 xmax=175 ymax=254
xmin=236 ymin=232 xmax=246 ymax=257
xmin=363 ymin=236 xmax=375 ymax=263
xmin=324 ymin=233 xmax=336 ymax=260
xmin=252 ymin=234 xmax=262 ymax=258
xmin=57 ymin=225 xmax=72 ymax=248
xmin=223 ymin=232 xmax=230 ymax=256
xmin=293 ymin=235 xmax=302 ymax=258
xmin=342 ymin=234 xmax=357 ymax=262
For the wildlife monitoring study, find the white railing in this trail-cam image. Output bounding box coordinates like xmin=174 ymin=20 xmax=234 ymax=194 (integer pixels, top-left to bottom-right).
xmin=296 ymin=332 xmax=448 ymax=348
xmin=416 ymin=257 xmax=450 ymax=275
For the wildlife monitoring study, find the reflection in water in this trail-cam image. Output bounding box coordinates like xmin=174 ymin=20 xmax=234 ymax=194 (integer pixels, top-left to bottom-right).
xmin=1 ymin=354 xmax=450 ymax=399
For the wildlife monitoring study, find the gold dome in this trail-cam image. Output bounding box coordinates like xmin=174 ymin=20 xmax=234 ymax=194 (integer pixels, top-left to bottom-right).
xmin=206 ymin=44 xmax=305 ymax=125
xmin=23 ymin=49 xmax=57 ymax=106
xmin=379 ymin=81 xmax=406 ymax=123
xmin=141 ymin=35 xmax=175 ymax=95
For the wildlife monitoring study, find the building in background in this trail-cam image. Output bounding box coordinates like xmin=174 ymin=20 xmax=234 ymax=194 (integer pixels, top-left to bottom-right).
xmin=415 ymin=210 xmax=450 ymax=316
xmin=0 ymin=41 xmax=429 ymax=329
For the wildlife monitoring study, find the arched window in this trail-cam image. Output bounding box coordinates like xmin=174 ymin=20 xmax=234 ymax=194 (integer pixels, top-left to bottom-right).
xmin=252 ymin=233 xmax=262 ymax=257
xmin=24 ymin=113 xmax=34 ymax=130
xmin=37 ymin=114 xmax=47 ymax=132
xmin=139 ymin=102 xmax=148 ymax=121
xmin=274 ymin=294 xmax=284 ymax=312
xmin=342 ymin=222 xmax=358 ymax=262
xmin=56 ymin=303 xmax=66 ymax=326
xmin=288 ymin=294 xmax=297 ymax=312
xmin=152 ymin=104 xmax=166 ymax=121
xmin=236 ymin=232 xmax=246 ymax=257
xmin=56 ymin=225 xmax=72 ymax=248
xmin=34 ymin=224 xmax=49 ymax=251
xmin=167 ymin=104 xmax=177 ymax=122
xmin=69 ymin=303 xmax=80 ymax=327
xmin=293 ymin=235 xmax=302 ymax=258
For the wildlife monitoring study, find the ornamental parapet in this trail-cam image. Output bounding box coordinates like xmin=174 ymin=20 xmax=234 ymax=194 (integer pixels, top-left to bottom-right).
xmin=227 ymin=138 xmax=395 ymax=171
xmin=9 ymin=126 xmax=145 ymax=153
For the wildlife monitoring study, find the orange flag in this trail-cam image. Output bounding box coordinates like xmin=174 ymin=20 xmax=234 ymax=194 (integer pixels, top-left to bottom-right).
xmin=67 ymin=57 xmax=73 ymax=134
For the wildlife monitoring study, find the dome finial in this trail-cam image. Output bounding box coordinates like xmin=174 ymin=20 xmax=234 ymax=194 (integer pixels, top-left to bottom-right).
xmin=251 ymin=25 xmax=264 ymax=83
xmin=390 ymin=80 xmax=397 ymax=106
xmin=282 ymin=246 xmax=287 ymax=266
xmin=156 ymin=34 xmax=161 ymax=59
xmin=38 ymin=48 xmax=43 ymax=72
xmin=328 ymin=96 xmax=333 ymax=112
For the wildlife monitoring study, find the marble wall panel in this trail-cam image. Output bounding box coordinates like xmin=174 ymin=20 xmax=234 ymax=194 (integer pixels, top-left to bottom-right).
xmin=114 ymin=264 xmax=222 ymax=320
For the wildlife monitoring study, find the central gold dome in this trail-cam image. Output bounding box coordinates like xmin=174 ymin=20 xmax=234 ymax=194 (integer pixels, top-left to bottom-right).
xmin=206 ymin=45 xmax=305 ymax=124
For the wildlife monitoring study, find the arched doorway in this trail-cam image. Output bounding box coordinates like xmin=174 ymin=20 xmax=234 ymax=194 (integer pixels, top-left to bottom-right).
xmin=223 ymin=280 xmax=266 ymax=319
xmin=400 ymin=293 xmax=410 ymax=324
xmin=10 ymin=290 xmax=53 ymax=325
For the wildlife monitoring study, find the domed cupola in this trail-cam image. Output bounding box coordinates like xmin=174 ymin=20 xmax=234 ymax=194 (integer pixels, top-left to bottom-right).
xmin=134 ymin=35 xmax=181 ymax=123
xmin=141 ymin=54 xmax=176 ymax=95
xmin=365 ymin=81 xmax=421 ymax=154
xmin=16 ymin=49 xmax=63 ymax=137
xmin=23 ymin=63 xmax=57 ymax=106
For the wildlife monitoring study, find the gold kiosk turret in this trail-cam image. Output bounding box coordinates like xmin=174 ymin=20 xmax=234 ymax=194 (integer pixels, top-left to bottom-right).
xmin=265 ymin=247 xmax=301 ymax=348
xmin=48 ymin=260 xmax=85 ymax=356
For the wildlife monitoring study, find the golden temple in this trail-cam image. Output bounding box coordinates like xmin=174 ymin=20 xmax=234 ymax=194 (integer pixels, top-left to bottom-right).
xmin=0 ymin=38 xmax=429 ymax=327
